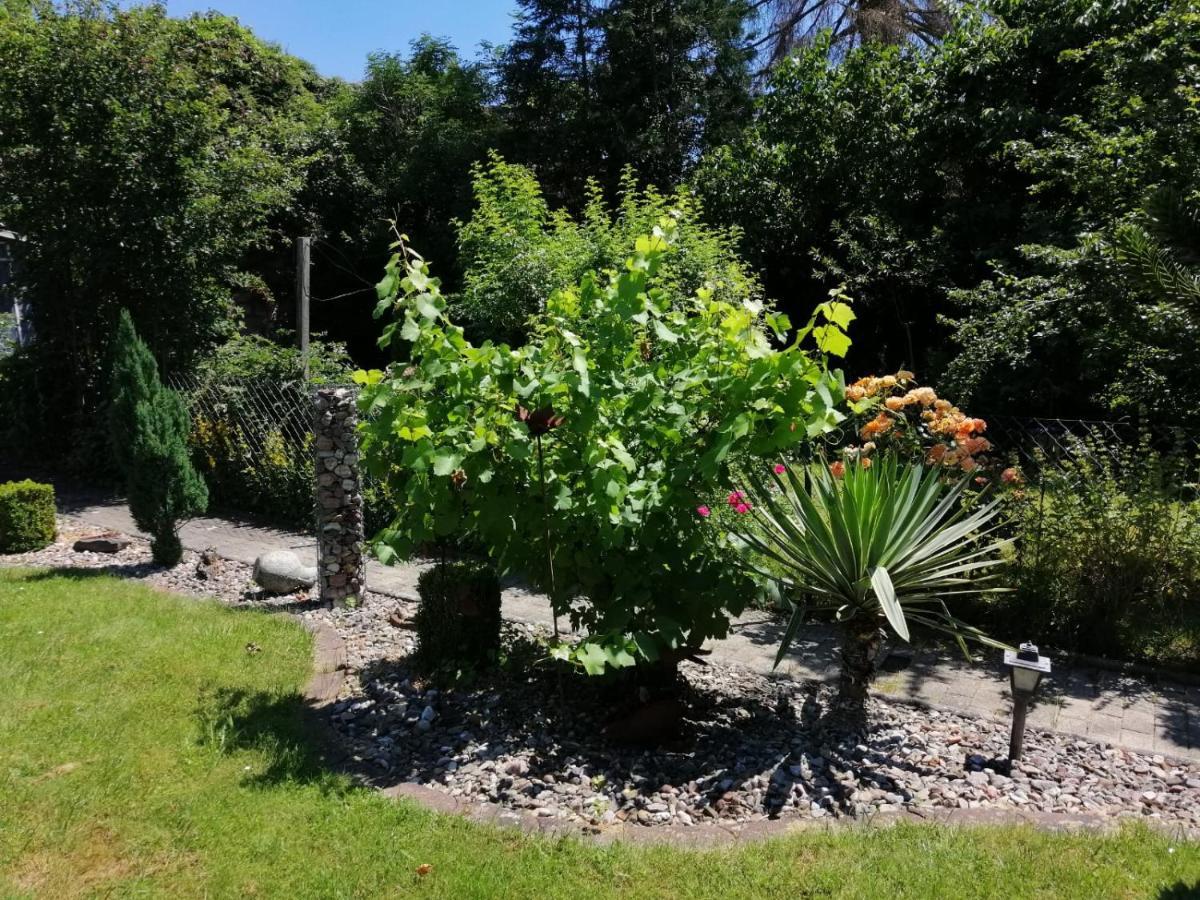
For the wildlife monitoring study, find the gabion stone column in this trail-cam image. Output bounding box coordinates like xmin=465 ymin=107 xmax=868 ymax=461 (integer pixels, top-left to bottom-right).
xmin=314 ymin=387 xmax=365 ymax=607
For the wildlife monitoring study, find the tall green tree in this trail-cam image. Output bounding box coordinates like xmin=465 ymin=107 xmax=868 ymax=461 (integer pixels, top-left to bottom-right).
xmin=594 ymin=0 xmax=755 ymax=190
xmin=109 ymin=310 xmax=208 ymax=567
xmin=695 ymin=34 xmax=940 ymax=375
xmin=333 ymin=36 xmax=502 ymax=295
xmin=498 ymin=0 xmax=607 ymax=206
xmin=499 ymin=0 xmax=756 ymax=204
xmin=0 ymin=3 xmax=334 ymax=458
xmin=935 ymin=0 xmax=1200 ymax=417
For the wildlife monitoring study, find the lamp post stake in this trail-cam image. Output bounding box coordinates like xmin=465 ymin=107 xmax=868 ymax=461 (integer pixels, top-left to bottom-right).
xmin=1009 ymin=694 xmax=1030 ymax=761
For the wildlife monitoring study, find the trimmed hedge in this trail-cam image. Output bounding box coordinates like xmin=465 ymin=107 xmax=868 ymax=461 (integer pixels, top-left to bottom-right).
xmin=0 ymin=480 xmax=56 ymax=553
xmin=414 ymin=561 xmax=502 ymax=666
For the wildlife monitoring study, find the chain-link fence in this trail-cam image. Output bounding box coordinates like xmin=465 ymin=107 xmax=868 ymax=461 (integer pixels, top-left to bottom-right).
xmin=167 ymin=373 xmax=345 ymax=532
xmin=984 ymin=415 xmax=1200 ymax=496
xmin=166 ymin=369 xmax=1200 ymax=528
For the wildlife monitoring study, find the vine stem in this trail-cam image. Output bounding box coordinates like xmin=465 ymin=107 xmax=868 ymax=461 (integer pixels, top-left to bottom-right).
xmin=536 ymin=433 xmax=560 ymax=641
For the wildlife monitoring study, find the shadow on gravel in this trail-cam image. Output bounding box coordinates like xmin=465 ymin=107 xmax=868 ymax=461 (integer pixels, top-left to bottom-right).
xmin=331 ymin=633 xmax=927 ymax=821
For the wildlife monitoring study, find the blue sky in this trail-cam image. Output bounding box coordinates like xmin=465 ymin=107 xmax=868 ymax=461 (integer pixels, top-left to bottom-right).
xmin=162 ymin=1 xmax=521 ymax=80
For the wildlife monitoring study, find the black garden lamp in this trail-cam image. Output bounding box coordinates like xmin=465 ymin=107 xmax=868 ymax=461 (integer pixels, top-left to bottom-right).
xmin=1003 ymin=641 xmax=1051 ymax=762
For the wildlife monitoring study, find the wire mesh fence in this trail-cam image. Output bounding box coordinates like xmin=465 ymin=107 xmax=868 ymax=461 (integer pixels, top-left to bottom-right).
xmin=166 ymin=373 xmax=349 ymax=532
xmin=164 ymin=369 xmax=1200 ymax=529
xmin=984 ymin=415 xmax=1200 ymax=495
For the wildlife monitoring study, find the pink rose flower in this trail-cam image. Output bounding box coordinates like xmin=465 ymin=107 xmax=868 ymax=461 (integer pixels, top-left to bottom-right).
xmin=773 ymin=463 xmax=786 ymax=475
xmin=696 ymin=505 xmax=711 ymax=518
xmin=735 ymin=502 xmax=751 ymax=514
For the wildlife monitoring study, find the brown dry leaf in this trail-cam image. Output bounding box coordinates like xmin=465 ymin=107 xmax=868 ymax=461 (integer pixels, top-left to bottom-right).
xmin=35 ymin=762 xmax=81 ymax=783
xmin=415 ymin=864 xmax=433 ymax=877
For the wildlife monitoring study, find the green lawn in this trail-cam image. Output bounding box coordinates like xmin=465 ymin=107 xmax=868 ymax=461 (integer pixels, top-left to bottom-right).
xmin=1 ymin=568 xmax=1197 ymax=899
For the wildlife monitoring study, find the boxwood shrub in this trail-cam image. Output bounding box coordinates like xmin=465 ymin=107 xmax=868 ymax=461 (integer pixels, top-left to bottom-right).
xmin=0 ymin=480 xmax=56 ymax=553
xmin=414 ymin=561 xmax=502 ymax=666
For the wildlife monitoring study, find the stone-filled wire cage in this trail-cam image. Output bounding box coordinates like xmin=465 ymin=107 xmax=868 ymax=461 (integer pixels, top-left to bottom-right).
xmin=313 ymin=387 xmax=366 ymax=604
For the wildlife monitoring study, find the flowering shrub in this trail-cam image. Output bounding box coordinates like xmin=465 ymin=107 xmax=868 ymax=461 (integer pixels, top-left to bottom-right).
xmin=841 ymin=371 xmax=1001 ymax=476
xmin=357 ymin=220 xmax=853 ymax=673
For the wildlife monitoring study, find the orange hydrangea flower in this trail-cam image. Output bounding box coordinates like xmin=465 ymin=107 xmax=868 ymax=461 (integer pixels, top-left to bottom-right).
xmin=860 ymin=412 xmax=894 ymax=439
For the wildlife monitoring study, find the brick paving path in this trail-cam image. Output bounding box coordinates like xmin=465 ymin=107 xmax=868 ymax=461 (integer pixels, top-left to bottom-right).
xmin=55 ymin=489 xmax=1200 ymax=762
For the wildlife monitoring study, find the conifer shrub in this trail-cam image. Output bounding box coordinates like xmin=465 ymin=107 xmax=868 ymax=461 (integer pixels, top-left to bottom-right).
xmin=0 ymin=480 xmax=56 ymax=553
xmin=109 ymin=310 xmax=208 ymax=566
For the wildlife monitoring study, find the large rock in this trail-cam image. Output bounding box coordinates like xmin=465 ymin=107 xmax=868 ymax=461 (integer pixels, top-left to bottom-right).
xmin=73 ymin=533 xmax=131 ymax=554
xmin=252 ymin=550 xmax=317 ymax=595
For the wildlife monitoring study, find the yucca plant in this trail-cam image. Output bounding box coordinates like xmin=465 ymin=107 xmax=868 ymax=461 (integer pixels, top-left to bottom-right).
xmin=734 ymin=454 xmax=1010 ymax=722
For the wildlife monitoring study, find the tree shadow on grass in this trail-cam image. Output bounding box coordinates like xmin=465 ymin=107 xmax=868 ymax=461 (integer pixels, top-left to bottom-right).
xmin=15 ymin=563 xmax=166 ymax=582
xmin=1158 ymin=882 xmax=1200 ymax=899
xmin=194 ymin=685 xmax=353 ymax=794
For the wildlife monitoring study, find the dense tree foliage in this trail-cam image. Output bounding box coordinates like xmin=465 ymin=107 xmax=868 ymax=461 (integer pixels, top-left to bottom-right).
xmin=499 ymin=0 xmax=756 ymax=205
xmin=698 ymin=0 xmax=1199 ymax=418
xmin=0 ymin=2 xmax=334 ymax=457
xmin=452 ymin=154 xmax=764 ymax=345
xmin=3 ymin=0 xmax=1199 ymax=464
xmin=330 ymin=37 xmax=501 ymax=290
xmin=695 ymin=33 xmax=940 ymax=375
xmin=936 ymin=0 xmax=1199 ymax=417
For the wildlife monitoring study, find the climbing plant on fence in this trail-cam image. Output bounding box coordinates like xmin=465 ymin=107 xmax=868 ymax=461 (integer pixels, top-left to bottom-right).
xmin=168 ymin=370 xmax=391 ymax=535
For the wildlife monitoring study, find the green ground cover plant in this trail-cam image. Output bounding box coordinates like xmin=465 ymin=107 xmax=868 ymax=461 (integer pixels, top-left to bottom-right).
xmin=1 ymin=567 xmax=1197 ymax=899
xmin=979 ymin=435 xmax=1200 ymax=669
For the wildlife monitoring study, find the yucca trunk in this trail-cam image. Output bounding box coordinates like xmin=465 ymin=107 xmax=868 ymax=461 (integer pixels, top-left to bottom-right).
xmin=836 ymin=619 xmax=883 ymax=722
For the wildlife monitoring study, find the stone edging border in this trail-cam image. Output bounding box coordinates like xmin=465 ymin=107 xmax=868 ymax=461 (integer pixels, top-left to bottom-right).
xmin=299 ymin=616 xmax=1200 ymax=847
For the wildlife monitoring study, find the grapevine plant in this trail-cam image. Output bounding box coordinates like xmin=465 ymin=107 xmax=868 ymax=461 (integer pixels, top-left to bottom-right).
xmin=356 ymin=218 xmax=853 ymax=674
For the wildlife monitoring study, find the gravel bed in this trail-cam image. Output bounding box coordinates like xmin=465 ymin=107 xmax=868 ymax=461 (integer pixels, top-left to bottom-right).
xmin=6 ymin=517 xmax=1200 ymax=833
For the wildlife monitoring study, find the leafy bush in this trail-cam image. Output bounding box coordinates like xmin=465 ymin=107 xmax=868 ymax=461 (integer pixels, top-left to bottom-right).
xmin=452 ymin=155 xmax=765 ymax=346
xmin=992 ymin=435 xmax=1200 ymax=667
xmin=415 ymin=561 xmax=502 ymax=666
xmin=110 ymin=311 xmax=208 ymax=566
xmin=195 ymin=334 xmax=352 ymax=385
xmin=358 ymin=218 xmax=852 ymax=674
xmin=733 ymin=456 xmax=1007 ymax=719
xmin=0 ymin=480 xmax=56 ymax=553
